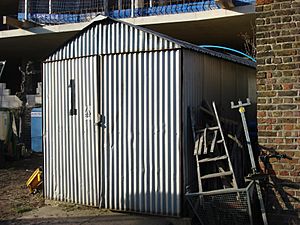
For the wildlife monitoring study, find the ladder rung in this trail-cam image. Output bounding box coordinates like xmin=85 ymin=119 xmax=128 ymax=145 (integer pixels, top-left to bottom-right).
xmin=199 ymin=188 xmax=239 ymax=195
xmin=217 ymin=140 xmax=224 ymax=144
xmin=200 ymin=171 xmax=233 ymax=180
xmin=198 ymin=155 xmax=228 ymax=163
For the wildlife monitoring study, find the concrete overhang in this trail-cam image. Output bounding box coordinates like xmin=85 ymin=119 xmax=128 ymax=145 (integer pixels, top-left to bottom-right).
xmin=0 ymin=5 xmax=255 ymax=60
xmin=123 ymin=5 xmax=256 ymax=50
xmin=122 ymin=5 xmax=255 ymax=26
xmin=0 ymin=22 xmax=89 ymax=60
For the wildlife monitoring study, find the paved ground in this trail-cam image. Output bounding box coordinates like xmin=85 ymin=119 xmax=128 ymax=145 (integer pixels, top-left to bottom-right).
xmin=0 ymin=201 xmax=191 ymax=225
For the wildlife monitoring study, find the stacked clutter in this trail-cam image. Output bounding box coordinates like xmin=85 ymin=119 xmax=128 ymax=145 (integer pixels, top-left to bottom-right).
xmin=0 ymin=83 xmax=22 ymax=109
xmin=0 ymin=109 xmax=23 ymax=163
xmin=185 ymin=101 xmax=257 ymax=225
xmin=26 ymin=82 xmax=42 ymax=107
xmin=0 ymin=83 xmax=23 ymax=165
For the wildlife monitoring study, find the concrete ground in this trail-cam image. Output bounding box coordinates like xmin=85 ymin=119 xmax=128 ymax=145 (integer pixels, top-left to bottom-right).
xmin=0 ymin=201 xmax=191 ymax=225
xmin=0 ymin=154 xmax=191 ymax=225
xmin=2 ymin=153 xmax=298 ymax=225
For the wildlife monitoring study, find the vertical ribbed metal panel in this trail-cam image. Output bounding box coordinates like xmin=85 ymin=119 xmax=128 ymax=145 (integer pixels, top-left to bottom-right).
xmin=181 ymin=49 xmax=256 ymax=193
xmin=99 ymin=50 xmax=181 ymax=216
xmin=43 ymin=56 xmax=100 ymax=207
xmin=46 ymin=20 xmax=180 ymax=62
xmin=44 ymin=19 xmax=183 ymax=216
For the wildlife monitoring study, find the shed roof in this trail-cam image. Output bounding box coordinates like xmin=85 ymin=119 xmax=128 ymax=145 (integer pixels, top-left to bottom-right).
xmin=46 ymin=16 xmax=256 ymax=68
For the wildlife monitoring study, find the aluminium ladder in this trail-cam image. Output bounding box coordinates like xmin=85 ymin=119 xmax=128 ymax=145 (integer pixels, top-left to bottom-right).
xmin=192 ymin=102 xmax=238 ymax=192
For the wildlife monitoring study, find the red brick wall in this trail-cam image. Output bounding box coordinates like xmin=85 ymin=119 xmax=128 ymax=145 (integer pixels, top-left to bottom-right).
xmin=256 ymin=0 xmax=300 ymax=215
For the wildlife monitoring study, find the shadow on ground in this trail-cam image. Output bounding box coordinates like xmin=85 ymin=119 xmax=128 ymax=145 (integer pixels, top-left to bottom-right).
xmin=0 ymin=213 xmax=190 ymax=225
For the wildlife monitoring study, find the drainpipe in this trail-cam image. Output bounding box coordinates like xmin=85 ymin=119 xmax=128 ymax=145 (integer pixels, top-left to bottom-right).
xmin=24 ymin=0 xmax=28 ymax=20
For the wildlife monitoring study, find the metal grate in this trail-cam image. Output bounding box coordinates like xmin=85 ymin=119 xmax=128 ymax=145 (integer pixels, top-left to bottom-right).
xmin=186 ymin=181 xmax=255 ymax=225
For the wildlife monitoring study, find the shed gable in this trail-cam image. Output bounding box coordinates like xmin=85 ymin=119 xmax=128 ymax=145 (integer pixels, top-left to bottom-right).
xmin=46 ymin=19 xmax=181 ymax=62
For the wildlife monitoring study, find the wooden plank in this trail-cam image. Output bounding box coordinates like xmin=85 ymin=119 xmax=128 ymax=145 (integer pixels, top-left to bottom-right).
xmin=194 ymin=134 xmax=200 ymax=155
xmin=198 ymin=135 xmax=204 ymax=155
xmin=210 ymin=130 xmax=218 ymax=153
xmin=196 ymin=126 xmax=219 ymax=133
xmin=203 ymin=128 xmax=208 ymax=154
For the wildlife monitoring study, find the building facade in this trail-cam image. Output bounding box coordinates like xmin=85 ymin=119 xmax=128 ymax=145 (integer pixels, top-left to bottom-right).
xmin=256 ymin=0 xmax=300 ymax=223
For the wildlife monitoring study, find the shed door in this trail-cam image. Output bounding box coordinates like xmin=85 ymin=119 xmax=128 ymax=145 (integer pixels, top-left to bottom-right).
xmin=44 ymin=56 xmax=100 ymax=206
xmin=98 ymin=51 xmax=181 ymax=215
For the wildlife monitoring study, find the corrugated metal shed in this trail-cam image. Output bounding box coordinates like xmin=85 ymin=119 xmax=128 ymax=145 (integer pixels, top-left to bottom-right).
xmin=43 ymin=16 xmax=256 ymax=216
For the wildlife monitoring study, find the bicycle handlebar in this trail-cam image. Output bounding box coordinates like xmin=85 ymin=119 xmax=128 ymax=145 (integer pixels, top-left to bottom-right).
xmin=260 ymin=153 xmax=292 ymax=163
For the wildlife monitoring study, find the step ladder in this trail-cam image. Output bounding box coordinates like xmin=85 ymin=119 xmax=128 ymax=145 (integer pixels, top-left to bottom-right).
xmin=192 ymin=102 xmax=238 ymax=193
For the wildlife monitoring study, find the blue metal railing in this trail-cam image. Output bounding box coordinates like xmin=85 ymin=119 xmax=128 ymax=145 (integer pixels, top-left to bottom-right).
xmin=109 ymin=1 xmax=220 ymax=18
xmin=18 ymin=0 xmax=255 ymax=25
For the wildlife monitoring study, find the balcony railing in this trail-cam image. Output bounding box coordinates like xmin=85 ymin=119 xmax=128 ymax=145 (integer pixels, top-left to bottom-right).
xmin=18 ymin=0 xmax=255 ymax=25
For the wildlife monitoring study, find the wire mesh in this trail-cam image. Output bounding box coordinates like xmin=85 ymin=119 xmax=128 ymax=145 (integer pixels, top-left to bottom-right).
xmin=18 ymin=0 xmax=105 ymax=24
xmin=19 ymin=0 xmax=105 ymax=14
xmin=186 ymin=182 xmax=255 ymax=225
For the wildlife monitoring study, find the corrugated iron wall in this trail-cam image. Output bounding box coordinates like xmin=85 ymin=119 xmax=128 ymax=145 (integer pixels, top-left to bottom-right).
xmin=99 ymin=50 xmax=181 ymax=215
xmin=181 ymin=49 xmax=256 ymax=192
xmin=43 ymin=18 xmax=256 ymax=216
xmin=46 ymin=21 xmax=181 ymax=62
xmin=43 ymin=56 xmax=100 ymax=206
xmin=44 ymin=20 xmax=183 ymax=216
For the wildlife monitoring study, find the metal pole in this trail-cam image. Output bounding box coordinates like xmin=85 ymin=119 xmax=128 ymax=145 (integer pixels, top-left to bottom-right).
xmin=231 ymin=99 xmax=269 ymax=225
xmin=24 ymin=0 xmax=28 ymax=20
xmin=49 ymin=0 xmax=52 ymax=14
xmin=118 ymin=0 xmax=122 ymax=10
xmin=103 ymin=0 xmax=109 ymax=16
xmin=131 ymin=0 xmax=135 ymax=17
xmin=239 ymin=106 xmax=256 ymax=172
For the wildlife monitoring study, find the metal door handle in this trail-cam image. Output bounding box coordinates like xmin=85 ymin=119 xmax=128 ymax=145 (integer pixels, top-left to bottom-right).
xmin=95 ymin=114 xmax=106 ymax=128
